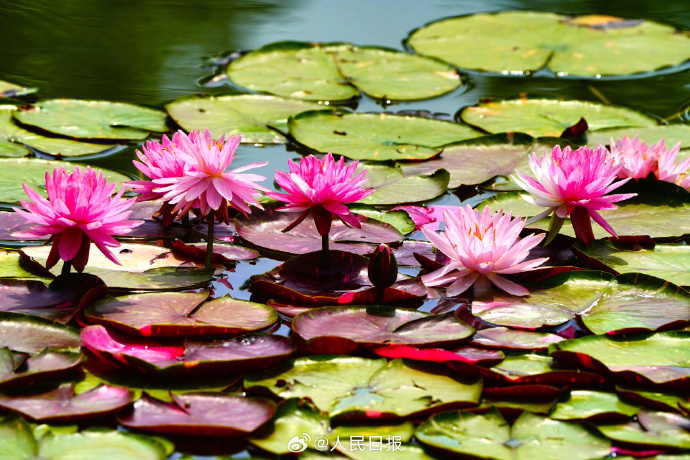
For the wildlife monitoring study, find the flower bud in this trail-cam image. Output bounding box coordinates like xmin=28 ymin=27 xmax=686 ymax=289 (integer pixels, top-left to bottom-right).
xmin=368 ymin=244 xmax=398 ymax=289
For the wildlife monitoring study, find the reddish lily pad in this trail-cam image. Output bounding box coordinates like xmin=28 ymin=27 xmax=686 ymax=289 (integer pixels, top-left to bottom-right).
xmin=550 ymin=331 xmax=690 ymax=388
xmin=0 ymin=347 xmax=83 ymax=389
xmin=0 ymin=382 xmax=133 ymax=422
xmin=84 ymin=292 xmax=278 ymax=338
xmin=374 ymin=344 xmax=504 ymax=367
xmin=235 ymin=203 xmax=402 ymax=255
xmin=81 ymin=325 xmax=295 ymax=376
xmin=0 ymin=312 xmax=81 ymax=353
xmin=0 ymin=211 xmax=48 ymax=244
xmin=470 ymin=327 xmax=565 ymax=351
xmin=0 ymin=274 xmax=107 ymax=324
xmin=292 ymin=306 xmax=473 ymax=354
xmin=121 ymin=202 xmax=187 ymax=241
xmin=118 ymin=393 xmax=276 ymax=437
xmin=170 ymin=240 xmax=259 ymax=263
xmin=251 ymin=250 xmax=426 ymax=305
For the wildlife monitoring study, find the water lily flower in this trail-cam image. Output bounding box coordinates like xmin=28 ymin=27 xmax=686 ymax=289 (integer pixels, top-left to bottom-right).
xmin=655 ymin=139 xmax=690 ymax=189
xmin=153 ymin=129 xmax=269 ymax=224
xmin=421 ymin=206 xmax=547 ymax=297
xmin=368 ymin=244 xmax=398 ymax=290
xmin=13 ymin=166 xmax=142 ymax=273
xmin=513 ymin=145 xmax=636 ymax=245
xmin=608 ymin=136 xmax=661 ymax=180
xmin=267 ymin=153 xmax=374 ymax=249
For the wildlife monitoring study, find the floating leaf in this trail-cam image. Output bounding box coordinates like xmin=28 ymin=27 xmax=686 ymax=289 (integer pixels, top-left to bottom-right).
xmin=165 ymin=94 xmax=324 ymax=144
xmin=0 ymin=312 xmax=81 ymax=353
xmin=616 ymin=386 xmax=689 ymax=413
xmin=118 ymin=393 xmax=276 ymax=437
xmin=169 ymin=240 xmax=259 ymax=264
xmin=235 ymin=203 xmax=402 ymax=255
xmin=13 ymin=99 xmax=168 ymax=140
xmin=550 ymin=390 xmax=640 ymax=422
xmin=288 ymin=110 xmax=482 ymax=161
xmin=481 ymin=352 xmax=605 ymax=386
xmin=0 ymin=250 xmax=50 ymax=279
xmin=226 ymin=42 xmax=462 ymax=101
xmin=415 ymin=409 xmax=610 ymax=460
xmin=587 ymin=125 xmax=690 ymax=151
xmin=470 ymin=327 xmax=564 ymax=351
xmin=598 ymin=411 xmax=690 ymax=449
xmin=358 ymin=169 xmax=450 ymax=205
xmin=0 ymin=383 xmax=133 ymax=422
xmin=0 ymin=347 xmax=83 ymax=389
xmin=292 ymin=307 xmax=473 ymax=354
xmin=81 ymin=325 xmax=295 ymax=376
xmin=409 ymin=11 xmax=690 ymax=77
xmin=84 ymin=292 xmax=277 ymax=337
xmin=375 ymin=345 xmax=504 ymax=367
xmin=0 ymin=81 xmax=37 ymax=98
xmin=461 ymin=99 xmax=655 ymax=138
xmin=347 ymin=204 xmax=416 ymax=235
xmin=245 ymin=356 xmax=482 ymax=420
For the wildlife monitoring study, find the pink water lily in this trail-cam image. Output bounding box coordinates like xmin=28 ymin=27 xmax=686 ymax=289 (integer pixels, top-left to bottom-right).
xmin=13 ymin=166 xmax=142 ymax=272
xmin=655 ymin=139 xmax=690 ymax=189
xmin=152 ymin=129 xmax=268 ymax=224
xmin=608 ymin=136 xmax=662 ymax=180
xmin=267 ymin=153 xmax=374 ymax=237
xmin=421 ymin=206 xmax=547 ymax=297
xmin=513 ymin=145 xmax=636 ymax=245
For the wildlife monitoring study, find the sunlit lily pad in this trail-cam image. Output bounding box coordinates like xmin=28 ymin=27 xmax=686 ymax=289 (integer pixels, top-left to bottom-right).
xmin=246 ymin=356 xmax=481 ymax=420
xmin=0 ymin=416 xmax=173 ymax=460
xmin=358 ymin=169 xmax=450 ymax=205
xmin=460 ymin=98 xmax=655 ymax=138
xmin=550 ymin=390 xmax=640 ymax=422
xmin=375 ymin=345 xmax=504 ymax=367
xmin=292 ymin=307 xmax=473 ymax=354
xmin=84 ymin=291 xmax=277 ymax=337
xmin=0 ymin=274 xmax=107 ymax=324
xmin=587 ymin=124 xmax=690 ymax=151
xmin=0 ymin=158 xmax=132 ymax=205
xmin=0 ymin=106 xmax=119 ymax=158
xmin=235 ymin=203 xmax=402 ymax=255
xmin=288 ymin=110 xmax=482 ymax=161
xmin=13 ymin=99 xmax=168 ymax=140
xmin=408 ymin=11 xmax=690 ymax=77
xmin=20 ymin=243 xmax=214 ymax=291
xmin=480 ymin=352 xmax=605 ymax=386
xmin=598 ymin=411 xmax=690 ymax=449
xmin=169 ymin=240 xmax=259 ymax=263
xmin=347 ymin=204 xmax=416 ymax=235
xmin=0 ymin=347 xmax=83 ymax=389
xmin=0 ymin=312 xmax=81 ymax=353
xmin=227 ymin=42 xmax=462 ymax=101
xmin=251 ymin=251 xmax=426 ymax=305
xmin=470 ymin=327 xmax=564 ymax=351
xmin=0 ymin=80 xmax=37 ymax=98
xmin=615 ymin=386 xmax=689 ymax=413
xmin=165 ymin=94 xmax=324 ymax=144
xmin=118 ymin=393 xmax=276 ymax=437
xmin=81 ymin=325 xmax=295 ymax=376
xmin=0 ymin=382 xmax=133 ymax=422
xmin=415 ymin=408 xmax=610 ymax=460
xmin=550 ymin=331 xmax=690 ymax=387
xmin=0 ymin=250 xmax=51 ymax=280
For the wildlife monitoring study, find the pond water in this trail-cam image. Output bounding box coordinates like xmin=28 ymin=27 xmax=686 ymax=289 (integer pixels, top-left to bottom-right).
xmin=2 ymin=0 xmax=690 ymax=458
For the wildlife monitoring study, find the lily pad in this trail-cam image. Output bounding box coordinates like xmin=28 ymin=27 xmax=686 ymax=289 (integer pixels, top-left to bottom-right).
xmin=0 ymin=81 xmax=37 ymax=98
xmin=0 ymin=312 xmax=81 ymax=353
xmin=358 ymin=169 xmax=450 ymax=205
xmin=81 ymin=325 xmax=295 ymax=376
xmin=84 ymin=292 xmax=278 ymax=337
xmin=550 ymin=390 xmax=640 ymax=422
xmin=118 ymin=393 xmax=276 ymax=437
xmin=0 ymin=382 xmax=133 ymax=422
xmin=460 ymin=98 xmax=655 ymax=138
xmin=20 ymin=243 xmax=215 ymax=291
xmin=0 ymin=158 xmax=132 ymax=205
xmin=0 ymin=211 xmax=48 ymax=243
xmin=13 ymin=99 xmax=168 ymax=140
xmin=415 ymin=408 xmax=611 ymax=460
xmin=615 ymin=386 xmax=689 ymax=413
xmin=0 ymin=274 xmax=107 ymax=324
xmin=574 ymin=241 xmax=690 ymax=287
xmin=346 ymin=204 xmax=416 ymax=235
xmin=245 ymin=356 xmax=482 ymax=420
xmin=481 ymin=352 xmax=605 ymax=386
xmin=235 ymin=203 xmax=402 ymax=255
xmin=375 ymin=345 xmax=504 ymax=367
xmin=292 ymin=307 xmax=473 ymax=354
xmin=0 ymin=106 xmax=118 ymax=158
xmin=550 ymin=331 xmax=690 ymax=387
xmin=165 ymin=94 xmax=324 ymax=144
xmin=0 ymin=347 xmax=83 ymax=389
xmin=288 ymin=110 xmax=482 ymax=161
xmin=251 ymin=251 xmax=426 ymax=305
xmin=587 ymin=124 xmax=690 ymax=150
xmin=598 ymin=411 xmax=690 ymax=449
xmin=408 ymin=11 xmax=690 ymax=77
xmin=169 ymin=240 xmax=259 ymax=264
xmin=226 ymin=42 xmax=462 ymax=101
xmin=0 ymin=416 xmax=173 ymax=460
xmin=470 ymin=327 xmax=564 ymax=351
xmin=0 ymin=250 xmax=51 ymax=280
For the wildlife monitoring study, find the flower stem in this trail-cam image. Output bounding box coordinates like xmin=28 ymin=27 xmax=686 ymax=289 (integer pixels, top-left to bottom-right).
xmin=61 ymin=261 xmax=72 ymax=276
xmin=375 ymin=288 xmax=385 ymax=304
xmin=321 ymin=234 xmax=329 ymax=253
xmin=206 ymin=212 xmax=215 ymax=270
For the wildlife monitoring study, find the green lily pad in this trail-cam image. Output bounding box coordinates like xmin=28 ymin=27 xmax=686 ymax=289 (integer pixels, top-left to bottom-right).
xmin=0 ymin=81 xmax=37 ymax=98
xmin=551 ymin=390 xmax=640 ymax=421
xmin=165 ymin=94 xmax=324 ymax=144
xmin=288 ymin=110 xmax=483 ymax=161
xmin=0 ymin=158 xmax=131 ymax=205
xmin=0 ymin=312 xmax=81 ymax=354
xmin=574 ymin=241 xmax=690 ymax=287
xmin=347 ymin=204 xmax=415 ymax=235
xmin=415 ymin=408 xmax=611 ymax=460
xmin=461 ymin=99 xmax=655 ymax=138
xmin=481 ymin=352 xmax=605 ymax=386
xmin=597 ymin=411 xmax=690 ymax=449
xmin=358 ymin=169 xmax=450 ymax=205
xmin=13 ymin=99 xmax=168 ymax=140
xmin=0 ymin=416 xmax=173 ymax=459
xmin=408 ymin=11 xmax=690 ymax=77
xmin=550 ymin=331 xmax=690 ymax=387
xmin=470 ymin=327 xmax=564 ymax=351
xmin=0 ymin=251 xmax=50 ymax=280
xmin=587 ymin=125 xmax=690 ymax=151
xmin=615 ymin=386 xmax=689 ymax=413
xmin=226 ymin=42 xmax=461 ymax=101
xmin=245 ymin=356 xmax=482 ymax=420
xmin=0 ymin=106 xmax=118 ymax=158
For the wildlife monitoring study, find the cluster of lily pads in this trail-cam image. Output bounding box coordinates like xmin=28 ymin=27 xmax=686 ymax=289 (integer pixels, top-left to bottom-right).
xmin=2 ymin=10 xmax=690 ymax=460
